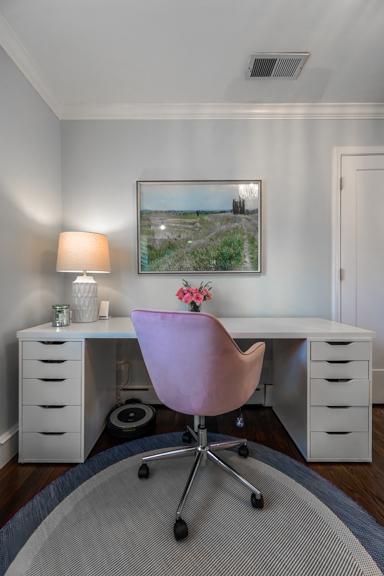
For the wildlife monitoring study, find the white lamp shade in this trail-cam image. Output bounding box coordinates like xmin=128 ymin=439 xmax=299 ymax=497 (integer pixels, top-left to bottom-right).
xmin=56 ymin=231 xmax=111 ymax=273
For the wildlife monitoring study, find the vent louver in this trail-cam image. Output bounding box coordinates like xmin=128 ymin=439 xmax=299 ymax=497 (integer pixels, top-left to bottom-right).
xmin=248 ymin=53 xmax=310 ymax=79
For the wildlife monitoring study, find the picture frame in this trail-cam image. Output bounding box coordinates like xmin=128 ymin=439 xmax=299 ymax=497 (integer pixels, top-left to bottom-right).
xmin=137 ymin=180 xmax=262 ymax=274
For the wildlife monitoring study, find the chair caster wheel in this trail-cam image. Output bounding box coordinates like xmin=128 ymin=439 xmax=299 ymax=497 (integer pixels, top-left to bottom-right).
xmin=174 ymin=518 xmax=188 ymax=541
xmin=238 ymin=443 xmax=249 ymax=458
xmin=251 ymin=493 xmax=264 ymax=509
xmin=138 ymin=463 xmax=149 ymax=479
xmin=182 ymin=430 xmax=193 ymax=444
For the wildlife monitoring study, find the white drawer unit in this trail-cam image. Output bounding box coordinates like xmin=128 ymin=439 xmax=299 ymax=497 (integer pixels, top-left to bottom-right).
xmin=309 ymin=339 xmax=372 ymax=462
xmin=19 ymin=339 xmax=84 ymax=463
xmin=18 ymin=336 xmax=116 ymax=464
xmin=21 ymin=433 xmax=82 ymax=462
xmin=22 ymin=378 xmax=81 ymax=406
xmin=23 ymin=341 xmax=82 ymax=360
xmin=310 ymin=378 xmax=369 ymax=406
xmin=310 ymin=432 xmax=370 ymax=461
xmin=22 ymin=405 xmax=81 ymax=433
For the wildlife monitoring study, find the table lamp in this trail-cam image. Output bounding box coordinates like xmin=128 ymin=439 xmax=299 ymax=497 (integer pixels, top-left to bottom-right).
xmin=56 ymin=231 xmax=111 ymax=323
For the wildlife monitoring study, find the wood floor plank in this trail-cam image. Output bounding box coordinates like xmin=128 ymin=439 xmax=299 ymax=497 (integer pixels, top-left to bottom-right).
xmin=1 ymin=406 xmax=383 ymax=528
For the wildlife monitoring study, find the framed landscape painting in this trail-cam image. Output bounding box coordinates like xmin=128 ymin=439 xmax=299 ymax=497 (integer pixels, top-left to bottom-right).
xmin=137 ymin=180 xmax=262 ymax=274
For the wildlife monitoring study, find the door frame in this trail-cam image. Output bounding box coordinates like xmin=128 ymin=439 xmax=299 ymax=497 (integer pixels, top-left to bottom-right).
xmin=332 ymin=146 xmax=384 ymax=321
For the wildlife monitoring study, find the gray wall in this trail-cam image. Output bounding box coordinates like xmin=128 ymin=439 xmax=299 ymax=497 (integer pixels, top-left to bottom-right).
xmin=61 ymin=118 xmax=384 ymax=318
xmin=0 ymin=47 xmax=62 ymax=435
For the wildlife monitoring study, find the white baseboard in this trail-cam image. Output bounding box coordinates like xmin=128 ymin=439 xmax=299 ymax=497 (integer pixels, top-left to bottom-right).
xmin=0 ymin=424 xmax=18 ymax=469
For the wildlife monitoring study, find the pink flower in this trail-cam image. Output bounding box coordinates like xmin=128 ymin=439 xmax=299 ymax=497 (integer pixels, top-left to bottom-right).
xmin=193 ymin=292 xmax=204 ymax=305
xmin=183 ymin=292 xmax=193 ymax=304
xmin=201 ymin=288 xmax=212 ymax=300
xmin=176 ymin=287 xmax=185 ymax=301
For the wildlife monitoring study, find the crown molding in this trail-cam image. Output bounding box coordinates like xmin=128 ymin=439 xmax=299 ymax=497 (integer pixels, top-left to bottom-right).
xmin=0 ymin=12 xmax=61 ymax=117
xmin=60 ymin=102 xmax=384 ymax=120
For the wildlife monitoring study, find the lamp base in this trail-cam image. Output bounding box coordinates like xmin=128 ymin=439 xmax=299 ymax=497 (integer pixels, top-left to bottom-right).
xmin=72 ymin=275 xmax=98 ymax=323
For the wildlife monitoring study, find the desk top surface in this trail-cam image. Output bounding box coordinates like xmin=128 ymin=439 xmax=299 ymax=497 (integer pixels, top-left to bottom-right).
xmin=17 ymin=316 xmax=375 ymax=340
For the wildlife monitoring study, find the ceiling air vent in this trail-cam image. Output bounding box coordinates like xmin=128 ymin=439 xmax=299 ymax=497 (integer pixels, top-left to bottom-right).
xmin=247 ymin=52 xmax=310 ymax=79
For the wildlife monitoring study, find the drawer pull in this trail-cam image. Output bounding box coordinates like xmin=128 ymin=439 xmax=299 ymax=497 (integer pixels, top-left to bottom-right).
xmin=326 ymin=361 xmax=351 ymax=365
xmin=325 ymin=342 xmax=352 ymax=346
xmin=325 ymin=379 xmax=352 ymax=383
xmin=39 ymin=341 xmax=66 ymax=345
xmin=39 ymin=359 xmax=66 ymax=364
xmin=38 ymin=378 xmax=66 ymax=382
xmin=325 ymin=431 xmax=351 ymax=435
xmin=326 ymin=405 xmax=350 ymax=409
xmin=39 ymin=405 xmax=65 ymax=409
xmin=39 ymin=432 xmax=66 ymax=435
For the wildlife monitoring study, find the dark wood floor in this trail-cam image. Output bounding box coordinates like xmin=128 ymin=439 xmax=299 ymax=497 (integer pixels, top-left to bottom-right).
xmin=1 ymin=406 xmax=383 ymax=529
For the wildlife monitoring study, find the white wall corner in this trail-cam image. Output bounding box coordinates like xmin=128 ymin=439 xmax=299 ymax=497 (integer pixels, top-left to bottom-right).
xmin=0 ymin=12 xmax=61 ymax=118
xmin=0 ymin=424 xmax=18 ymax=469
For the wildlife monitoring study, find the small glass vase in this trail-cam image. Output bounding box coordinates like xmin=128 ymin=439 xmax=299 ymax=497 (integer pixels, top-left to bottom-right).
xmin=189 ymin=302 xmax=201 ymax=313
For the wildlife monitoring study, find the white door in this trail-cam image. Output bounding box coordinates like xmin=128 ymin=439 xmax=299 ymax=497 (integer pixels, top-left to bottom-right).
xmin=340 ymin=153 xmax=384 ymax=403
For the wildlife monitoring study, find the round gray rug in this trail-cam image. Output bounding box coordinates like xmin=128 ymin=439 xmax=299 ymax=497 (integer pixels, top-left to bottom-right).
xmin=5 ymin=448 xmax=382 ymax=576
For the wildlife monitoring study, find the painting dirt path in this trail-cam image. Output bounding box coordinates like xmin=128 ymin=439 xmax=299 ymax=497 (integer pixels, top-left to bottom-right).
xmin=242 ymin=234 xmax=253 ymax=271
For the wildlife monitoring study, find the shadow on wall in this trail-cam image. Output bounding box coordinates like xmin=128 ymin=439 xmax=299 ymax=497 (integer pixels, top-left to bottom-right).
xmin=0 ymin=188 xmax=62 ymax=433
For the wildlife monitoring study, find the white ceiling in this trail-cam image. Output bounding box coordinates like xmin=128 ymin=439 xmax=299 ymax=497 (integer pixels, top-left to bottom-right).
xmin=1 ymin=0 xmax=384 ymax=118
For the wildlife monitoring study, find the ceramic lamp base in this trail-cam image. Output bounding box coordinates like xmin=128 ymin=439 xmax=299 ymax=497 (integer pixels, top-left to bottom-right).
xmin=71 ymin=275 xmax=98 ymax=323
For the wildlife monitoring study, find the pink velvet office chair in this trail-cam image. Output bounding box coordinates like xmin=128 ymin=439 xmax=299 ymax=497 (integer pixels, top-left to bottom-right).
xmin=131 ymin=310 xmax=265 ymax=541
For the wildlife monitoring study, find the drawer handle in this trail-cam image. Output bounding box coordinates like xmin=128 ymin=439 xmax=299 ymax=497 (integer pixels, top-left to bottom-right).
xmin=39 ymin=360 xmax=66 ymax=364
xmin=39 ymin=341 xmax=66 ymax=345
xmin=39 ymin=432 xmax=66 ymax=435
xmin=39 ymin=405 xmax=65 ymax=409
xmin=326 ymin=405 xmax=350 ymax=409
xmin=325 ymin=431 xmax=351 ymax=435
xmin=38 ymin=378 xmax=66 ymax=382
xmin=325 ymin=341 xmax=352 ymax=346
xmin=326 ymin=361 xmax=351 ymax=365
xmin=325 ymin=379 xmax=352 ymax=383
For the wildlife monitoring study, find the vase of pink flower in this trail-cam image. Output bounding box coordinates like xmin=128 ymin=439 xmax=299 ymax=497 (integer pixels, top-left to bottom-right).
xmin=176 ymin=279 xmax=213 ymax=312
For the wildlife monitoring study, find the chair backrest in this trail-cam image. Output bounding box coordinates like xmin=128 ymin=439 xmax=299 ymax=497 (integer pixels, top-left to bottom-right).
xmin=131 ymin=310 xmax=265 ymax=417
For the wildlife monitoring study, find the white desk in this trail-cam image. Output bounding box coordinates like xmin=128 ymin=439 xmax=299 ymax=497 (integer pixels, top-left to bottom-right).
xmin=17 ymin=317 xmax=375 ymax=464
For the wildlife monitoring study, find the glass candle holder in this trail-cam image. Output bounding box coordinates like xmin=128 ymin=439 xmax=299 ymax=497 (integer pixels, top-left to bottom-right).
xmin=52 ymin=305 xmax=70 ymax=327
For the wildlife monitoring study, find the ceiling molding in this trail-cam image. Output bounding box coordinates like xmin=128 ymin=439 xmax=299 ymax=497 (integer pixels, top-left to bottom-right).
xmin=0 ymin=12 xmax=61 ymax=117
xmin=60 ymin=102 xmax=384 ymax=121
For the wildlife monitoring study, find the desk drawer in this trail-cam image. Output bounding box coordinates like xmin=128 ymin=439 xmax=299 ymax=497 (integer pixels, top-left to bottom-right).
xmin=310 ymin=379 xmax=370 ymax=406
xmin=310 ymin=361 xmax=368 ymax=380
xmin=23 ymin=341 xmax=82 ymax=360
xmin=22 ymin=378 xmax=81 ymax=405
xmin=310 ymin=432 xmax=369 ymax=460
xmin=23 ymin=359 xmax=81 ymax=380
xmin=21 ymin=432 xmax=81 ymax=462
xmin=22 ymin=405 xmax=81 ymax=432
xmin=310 ymin=406 xmax=369 ymax=432
xmin=311 ymin=341 xmax=370 ymax=361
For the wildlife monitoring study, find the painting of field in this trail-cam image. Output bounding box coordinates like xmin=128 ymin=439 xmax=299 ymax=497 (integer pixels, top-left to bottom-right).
xmin=137 ymin=181 xmax=261 ymax=273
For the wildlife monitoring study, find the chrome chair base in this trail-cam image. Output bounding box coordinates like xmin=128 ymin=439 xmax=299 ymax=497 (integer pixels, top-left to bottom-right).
xmin=138 ymin=416 xmax=264 ymax=541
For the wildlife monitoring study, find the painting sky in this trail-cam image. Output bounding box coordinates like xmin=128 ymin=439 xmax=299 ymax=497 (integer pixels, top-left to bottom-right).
xmin=140 ymin=183 xmax=260 ymax=212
